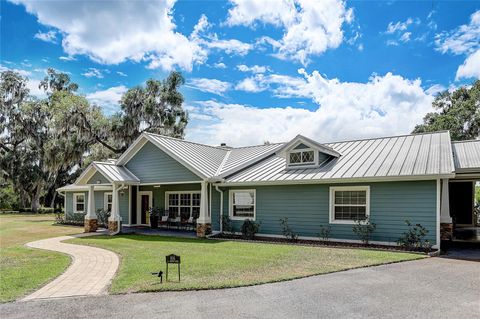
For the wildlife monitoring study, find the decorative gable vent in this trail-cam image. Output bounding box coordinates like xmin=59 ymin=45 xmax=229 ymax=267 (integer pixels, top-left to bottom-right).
xmin=278 ymin=135 xmax=341 ymax=169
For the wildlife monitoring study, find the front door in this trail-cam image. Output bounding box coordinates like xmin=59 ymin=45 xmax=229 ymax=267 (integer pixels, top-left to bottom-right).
xmin=137 ymin=191 xmax=153 ymax=225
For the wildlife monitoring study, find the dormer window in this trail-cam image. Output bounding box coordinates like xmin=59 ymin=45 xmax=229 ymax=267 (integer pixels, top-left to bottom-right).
xmin=289 ymin=150 xmax=315 ymax=165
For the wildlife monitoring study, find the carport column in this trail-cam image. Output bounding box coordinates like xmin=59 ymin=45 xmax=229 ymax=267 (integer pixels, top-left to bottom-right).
xmin=108 ymin=183 xmax=122 ymax=234
xmin=196 ymin=181 xmax=211 ymax=237
xmin=440 ymin=179 xmax=453 ymax=241
xmin=84 ymin=185 xmax=98 ymax=232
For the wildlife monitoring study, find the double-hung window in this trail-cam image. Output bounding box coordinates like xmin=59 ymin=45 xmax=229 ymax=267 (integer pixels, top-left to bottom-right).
xmin=166 ymin=191 xmax=201 ymax=219
xmin=329 ymin=186 xmax=370 ymax=224
xmin=73 ymin=193 xmax=85 ymax=214
xmin=104 ymin=193 xmax=113 ymax=212
xmin=229 ymin=189 xmax=256 ymax=220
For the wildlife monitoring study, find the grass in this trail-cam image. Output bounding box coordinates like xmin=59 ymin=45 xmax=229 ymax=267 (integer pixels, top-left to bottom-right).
xmin=69 ymin=234 xmax=425 ymax=294
xmin=0 ymin=214 xmax=81 ymax=302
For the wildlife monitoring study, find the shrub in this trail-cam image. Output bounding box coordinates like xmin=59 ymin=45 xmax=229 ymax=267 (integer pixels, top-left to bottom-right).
xmin=96 ymin=209 xmax=111 ymax=227
xmin=222 ymin=215 xmax=234 ymax=234
xmin=279 ymin=217 xmax=298 ymax=242
xmin=352 ymin=218 xmax=376 ymax=245
xmin=318 ymin=225 xmax=332 ymax=242
xmin=241 ymin=219 xmax=260 ymax=240
xmin=397 ymin=220 xmax=430 ymax=250
xmin=65 ymin=212 xmax=86 ymax=225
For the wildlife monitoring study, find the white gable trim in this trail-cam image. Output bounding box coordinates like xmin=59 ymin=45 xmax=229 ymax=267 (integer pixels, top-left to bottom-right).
xmin=278 ymin=135 xmax=341 ymax=158
xmin=76 ymin=163 xmax=113 ymax=185
xmin=115 ymin=133 xmax=207 ymax=179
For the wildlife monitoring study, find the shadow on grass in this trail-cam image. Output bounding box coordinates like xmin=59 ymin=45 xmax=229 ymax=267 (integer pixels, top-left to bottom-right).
xmin=73 ymin=233 xmax=224 ymax=245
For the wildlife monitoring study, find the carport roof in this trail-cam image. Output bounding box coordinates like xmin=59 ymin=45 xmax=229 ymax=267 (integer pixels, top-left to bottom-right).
xmin=452 ymin=140 xmax=480 ymax=173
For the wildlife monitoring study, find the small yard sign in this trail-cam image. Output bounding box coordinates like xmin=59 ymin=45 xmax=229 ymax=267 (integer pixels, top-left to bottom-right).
xmin=166 ymin=254 xmax=181 ymax=281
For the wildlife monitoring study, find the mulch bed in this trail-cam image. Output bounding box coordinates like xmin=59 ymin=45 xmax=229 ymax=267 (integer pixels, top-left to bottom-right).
xmin=209 ymin=233 xmax=436 ymax=255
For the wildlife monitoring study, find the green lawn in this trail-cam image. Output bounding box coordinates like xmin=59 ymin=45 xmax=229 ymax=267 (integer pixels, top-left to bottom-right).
xmin=0 ymin=214 xmax=81 ymax=302
xmin=69 ymin=234 xmax=425 ymax=294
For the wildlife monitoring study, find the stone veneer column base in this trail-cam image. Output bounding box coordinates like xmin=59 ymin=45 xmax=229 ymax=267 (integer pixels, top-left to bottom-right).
xmin=440 ymin=223 xmax=453 ymax=241
xmin=84 ymin=219 xmax=98 ymax=233
xmin=108 ymin=220 xmax=120 ymax=233
xmin=196 ymin=223 xmax=212 ymax=238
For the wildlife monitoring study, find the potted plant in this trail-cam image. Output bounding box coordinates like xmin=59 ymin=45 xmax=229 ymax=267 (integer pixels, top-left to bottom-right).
xmin=149 ymin=207 xmax=161 ymax=229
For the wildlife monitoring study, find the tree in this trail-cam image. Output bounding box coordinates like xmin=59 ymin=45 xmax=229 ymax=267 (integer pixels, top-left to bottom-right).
xmin=413 ymin=80 xmax=480 ymax=140
xmin=71 ymin=71 xmax=188 ymax=154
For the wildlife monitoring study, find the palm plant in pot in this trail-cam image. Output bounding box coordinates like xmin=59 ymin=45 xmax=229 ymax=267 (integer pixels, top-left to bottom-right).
xmin=149 ymin=207 xmax=161 ymax=229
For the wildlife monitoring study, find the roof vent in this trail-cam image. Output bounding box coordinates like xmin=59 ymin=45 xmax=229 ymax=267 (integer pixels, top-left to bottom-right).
xmin=220 ymin=143 xmax=227 ymax=147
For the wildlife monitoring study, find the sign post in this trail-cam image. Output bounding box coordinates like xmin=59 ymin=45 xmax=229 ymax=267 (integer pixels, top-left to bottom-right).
xmin=165 ymin=254 xmax=181 ymax=282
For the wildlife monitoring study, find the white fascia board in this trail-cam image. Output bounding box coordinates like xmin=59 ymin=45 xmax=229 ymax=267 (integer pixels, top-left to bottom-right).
xmin=75 ymin=162 xmax=114 ymax=185
xmin=218 ymin=173 xmax=456 ymax=187
xmin=115 ymin=134 xmax=148 ymax=166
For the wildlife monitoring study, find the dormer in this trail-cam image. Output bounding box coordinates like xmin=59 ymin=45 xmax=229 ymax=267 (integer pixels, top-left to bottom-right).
xmin=278 ymin=135 xmax=341 ymax=169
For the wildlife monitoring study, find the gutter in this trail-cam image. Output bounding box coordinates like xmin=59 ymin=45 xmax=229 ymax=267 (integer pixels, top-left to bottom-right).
xmin=214 ymin=185 xmax=223 ymax=233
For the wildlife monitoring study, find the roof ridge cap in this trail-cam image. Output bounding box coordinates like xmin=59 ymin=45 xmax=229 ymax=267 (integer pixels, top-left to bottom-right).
xmin=215 ymin=149 xmax=232 ymax=176
xmin=144 ymin=132 xmax=226 ymax=150
xmin=325 ymin=130 xmax=451 ymax=145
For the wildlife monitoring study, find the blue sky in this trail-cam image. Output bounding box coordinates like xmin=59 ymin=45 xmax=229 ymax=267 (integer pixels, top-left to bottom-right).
xmin=1 ymin=0 xmax=479 ymax=146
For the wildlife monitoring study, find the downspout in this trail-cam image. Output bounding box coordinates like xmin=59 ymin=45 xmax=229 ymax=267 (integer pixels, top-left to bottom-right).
xmin=110 ymin=183 xmax=126 ymax=236
xmin=214 ymin=185 xmax=223 ymax=233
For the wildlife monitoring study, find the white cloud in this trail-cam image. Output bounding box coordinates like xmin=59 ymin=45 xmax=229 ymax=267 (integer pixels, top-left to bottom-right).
xmin=82 ymin=68 xmax=104 ymax=78
xmin=188 ymin=78 xmax=231 ymax=95
xmin=399 ymin=32 xmax=412 ymax=43
xmin=235 ymin=77 xmax=265 ymax=92
xmin=386 ymin=18 xmax=413 ymax=34
xmin=59 ymin=56 xmax=76 ymax=61
xmin=213 ymin=62 xmax=227 ymax=69
xmin=34 ymin=30 xmax=57 ymax=43
xmin=11 ymin=0 xmax=206 ymax=71
xmin=237 ymin=64 xmax=268 ymax=73
xmin=86 ymin=85 xmax=128 ymax=114
xmin=435 ymin=10 xmax=480 ymax=55
xmin=456 ymin=49 xmax=480 ymax=80
xmin=116 ymin=71 xmax=127 ymax=77
xmin=0 ymin=65 xmax=47 ymax=98
xmin=226 ymin=0 xmax=353 ymax=64
xmin=186 ymin=71 xmax=434 ymax=146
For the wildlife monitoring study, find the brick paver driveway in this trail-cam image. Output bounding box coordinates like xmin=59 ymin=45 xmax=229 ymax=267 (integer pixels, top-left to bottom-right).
xmin=22 ymin=233 xmax=119 ymax=301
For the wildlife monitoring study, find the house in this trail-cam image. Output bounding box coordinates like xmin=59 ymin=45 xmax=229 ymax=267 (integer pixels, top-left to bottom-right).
xmin=57 ymin=130 xmax=480 ymax=248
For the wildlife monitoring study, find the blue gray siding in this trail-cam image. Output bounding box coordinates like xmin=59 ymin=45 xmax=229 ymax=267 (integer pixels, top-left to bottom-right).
xmin=139 ymin=183 xmax=201 ymax=213
xmin=87 ymin=171 xmax=109 ymax=184
xmin=126 ymin=141 xmax=201 ymax=183
xmin=212 ymin=180 xmax=438 ymax=246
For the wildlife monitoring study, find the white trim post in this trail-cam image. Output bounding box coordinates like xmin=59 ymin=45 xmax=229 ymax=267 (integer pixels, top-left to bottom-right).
xmin=108 ymin=183 xmax=122 ymax=234
xmin=84 ymin=185 xmax=98 ymax=232
xmin=196 ymin=181 xmax=211 ymax=237
xmin=439 ymin=178 xmax=453 ymax=246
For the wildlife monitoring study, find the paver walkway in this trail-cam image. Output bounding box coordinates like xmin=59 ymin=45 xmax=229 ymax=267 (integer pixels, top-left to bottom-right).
xmin=22 ymin=232 xmax=119 ymax=301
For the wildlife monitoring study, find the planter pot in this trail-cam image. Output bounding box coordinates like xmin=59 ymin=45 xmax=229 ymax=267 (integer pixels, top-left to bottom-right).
xmin=150 ymin=216 xmax=159 ymax=229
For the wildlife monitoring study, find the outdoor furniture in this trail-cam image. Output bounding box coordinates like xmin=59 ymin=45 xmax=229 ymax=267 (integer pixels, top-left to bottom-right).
xmin=159 ymin=215 xmax=169 ymax=228
xmin=186 ymin=216 xmax=195 ymax=230
xmin=168 ymin=216 xmax=181 ymax=229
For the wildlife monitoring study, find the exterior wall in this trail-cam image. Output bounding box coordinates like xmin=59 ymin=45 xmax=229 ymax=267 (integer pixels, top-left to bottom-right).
xmin=212 ymin=180 xmax=438 ymax=246
xmin=87 ymin=171 xmax=109 ymax=184
xmin=125 ymin=141 xmax=201 ymax=183
xmin=64 ymin=189 xmax=130 ymax=224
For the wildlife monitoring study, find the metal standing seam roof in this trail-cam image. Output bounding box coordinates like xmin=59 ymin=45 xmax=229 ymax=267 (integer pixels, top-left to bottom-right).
xmin=225 ymin=131 xmax=456 ymax=183
xmin=452 ymin=140 xmax=480 ymax=172
xmin=92 ymin=162 xmax=140 ymax=183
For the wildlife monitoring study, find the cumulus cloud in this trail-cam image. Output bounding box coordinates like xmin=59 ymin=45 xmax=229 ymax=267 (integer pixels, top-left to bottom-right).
xmin=82 ymin=68 xmax=104 ymax=78
xmin=226 ymin=0 xmax=353 ymax=64
xmin=11 ymin=0 xmax=206 ymax=71
xmin=213 ymin=62 xmax=227 ymax=69
xmin=235 ymin=77 xmax=265 ymax=92
xmin=86 ymin=85 xmax=128 ymax=114
xmin=186 ymin=71 xmax=434 ymax=146
xmin=188 ymin=78 xmax=231 ymax=95
xmin=34 ymin=30 xmax=57 ymax=43
xmin=456 ymin=49 xmax=480 ymax=80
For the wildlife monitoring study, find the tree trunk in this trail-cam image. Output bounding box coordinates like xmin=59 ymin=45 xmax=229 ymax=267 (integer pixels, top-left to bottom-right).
xmin=50 ymin=191 xmax=57 ymax=208
xmin=31 ymin=184 xmax=42 ymax=213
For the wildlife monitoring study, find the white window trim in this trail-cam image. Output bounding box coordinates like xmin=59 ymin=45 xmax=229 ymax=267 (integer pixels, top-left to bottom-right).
xmin=287 ymin=148 xmax=318 ymax=168
xmin=165 ymin=190 xmax=201 ymax=218
xmin=73 ymin=193 xmax=86 ymax=214
xmin=104 ymin=192 xmax=113 ymax=212
xmin=329 ymin=186 xmax=370 ymax=224
xmin=229 ymin=189 xmax=256 ymax=221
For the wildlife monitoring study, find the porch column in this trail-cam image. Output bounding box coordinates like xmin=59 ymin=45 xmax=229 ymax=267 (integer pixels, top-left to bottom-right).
xmin=196 ymin=181 xmax=211 ymax=237
xmin=440 ymin=179 xmax=453 ymax=242
xmin=84 ymin=185 xmax=98 ymax=232
xmin=108 ymin=183 xmax=122 ymax=234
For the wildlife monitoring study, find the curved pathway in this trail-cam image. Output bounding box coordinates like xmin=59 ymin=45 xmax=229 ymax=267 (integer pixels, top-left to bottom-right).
xmin=22 ymin=233 xmax=119 ymax=301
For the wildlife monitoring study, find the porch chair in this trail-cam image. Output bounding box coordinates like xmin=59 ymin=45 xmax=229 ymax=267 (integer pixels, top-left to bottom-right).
xmin=159 ymin=213 xmax=169 ymax=229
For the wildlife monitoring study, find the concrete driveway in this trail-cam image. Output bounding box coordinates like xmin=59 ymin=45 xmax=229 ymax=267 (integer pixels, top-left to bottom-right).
xmin=1 ymin=257 xmax=478 ymax=319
